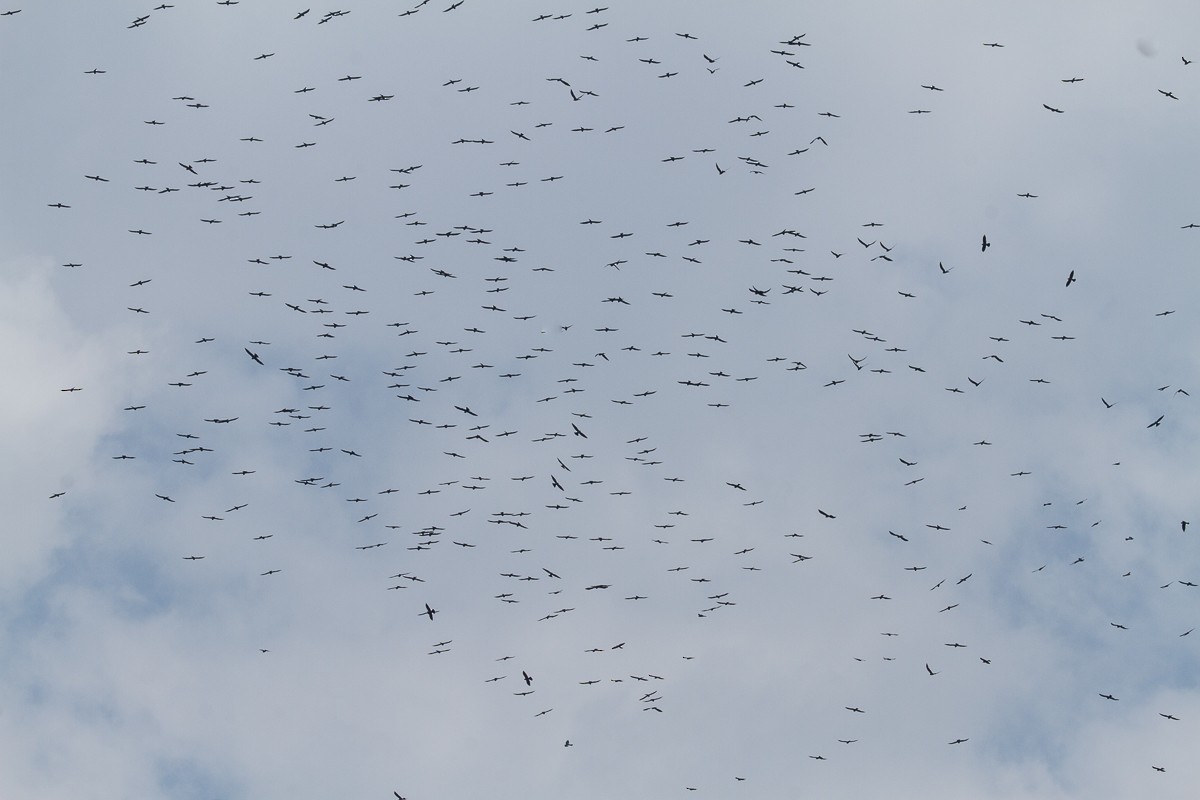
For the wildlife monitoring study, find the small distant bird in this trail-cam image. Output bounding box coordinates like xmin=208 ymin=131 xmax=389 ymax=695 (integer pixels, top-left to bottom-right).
xmin=1065 ymin=270 xmax=1075 ymax=287
xmin=981 ymin=234 xmax=990 ymax=251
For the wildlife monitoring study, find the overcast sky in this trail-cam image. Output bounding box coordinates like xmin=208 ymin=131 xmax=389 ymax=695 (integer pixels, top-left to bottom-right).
xmin=3 ymin=1 xmax=1200 ymax=798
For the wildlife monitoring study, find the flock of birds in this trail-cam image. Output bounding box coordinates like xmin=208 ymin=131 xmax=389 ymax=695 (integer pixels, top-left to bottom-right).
xmin=11 ymin=3 xmax=1200 ymax=797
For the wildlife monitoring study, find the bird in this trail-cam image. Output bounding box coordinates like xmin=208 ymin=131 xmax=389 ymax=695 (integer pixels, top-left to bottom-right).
xmin=981 ymin=234 xmax=990 ymax=251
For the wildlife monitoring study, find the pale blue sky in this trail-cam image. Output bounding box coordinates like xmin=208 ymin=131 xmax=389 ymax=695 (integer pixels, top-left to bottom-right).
xmin=2 ymin=1 xmax=1199 ymax=798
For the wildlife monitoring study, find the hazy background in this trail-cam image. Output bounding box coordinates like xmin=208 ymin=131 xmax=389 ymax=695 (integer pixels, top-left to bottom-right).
xmin=2 ymin=2 xmax=1199 ymax=797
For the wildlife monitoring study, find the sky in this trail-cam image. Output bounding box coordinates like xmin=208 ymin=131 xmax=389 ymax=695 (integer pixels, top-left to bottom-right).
xmin=2 ymin=1 xmax=1200 ymax=798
